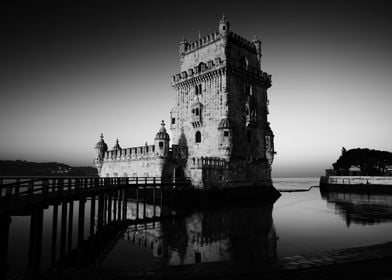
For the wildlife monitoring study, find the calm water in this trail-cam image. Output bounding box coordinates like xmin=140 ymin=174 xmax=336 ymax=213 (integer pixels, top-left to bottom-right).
xmin=4 ymin=178 xmax=392 ymax=274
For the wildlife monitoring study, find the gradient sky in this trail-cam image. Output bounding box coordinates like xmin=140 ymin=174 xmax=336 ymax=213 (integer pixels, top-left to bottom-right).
xmin=1 ymin=1 xmax=391 ymax=177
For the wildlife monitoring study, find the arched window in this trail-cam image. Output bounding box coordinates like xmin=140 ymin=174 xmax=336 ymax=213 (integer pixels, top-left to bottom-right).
xmin=195 ymin=131 xmax=201 ymax=143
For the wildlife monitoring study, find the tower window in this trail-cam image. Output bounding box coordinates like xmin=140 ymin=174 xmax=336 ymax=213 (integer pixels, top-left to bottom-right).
xmin=224 ymin=131 xmax=229 ymax=137
xmin=247 ymin=130 xmax=251 ymax=143
xmin=171 ymin=117 xmax=176 ymax=124
xmin=195 ymin=131 xmax=201 ymax=143
xmin=195 ymin=84 xmax=202 ymax=95
xmin=159 ymin=142 xmax=164 ymax=148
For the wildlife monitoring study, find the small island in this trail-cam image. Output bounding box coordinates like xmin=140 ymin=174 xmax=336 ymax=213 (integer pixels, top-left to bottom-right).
xmin=320 ymin=148 xmax=392 ymax=193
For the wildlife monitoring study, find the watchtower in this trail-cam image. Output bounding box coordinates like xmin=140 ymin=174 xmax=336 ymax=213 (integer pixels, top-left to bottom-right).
xmin=170 ymin=16 xmax=275 ymax=188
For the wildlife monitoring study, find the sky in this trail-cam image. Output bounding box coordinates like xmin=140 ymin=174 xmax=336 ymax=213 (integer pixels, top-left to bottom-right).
xmin=0 ymin=1 xmax=391 ymax=177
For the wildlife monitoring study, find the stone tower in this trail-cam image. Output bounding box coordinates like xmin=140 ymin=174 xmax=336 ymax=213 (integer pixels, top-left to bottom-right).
xmin=170 ymin=16 xmax=275 ymax=188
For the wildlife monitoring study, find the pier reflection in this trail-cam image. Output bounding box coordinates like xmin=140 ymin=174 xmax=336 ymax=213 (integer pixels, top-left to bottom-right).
xmin=1 ymin=184 xmax=169 ymax=279
xmin=320 ymin=190 xmax=392 ymax=226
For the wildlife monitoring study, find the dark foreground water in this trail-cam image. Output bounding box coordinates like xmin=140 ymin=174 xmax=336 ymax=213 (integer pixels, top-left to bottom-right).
xmin=4 ymin=178 xmax=392 ymax=276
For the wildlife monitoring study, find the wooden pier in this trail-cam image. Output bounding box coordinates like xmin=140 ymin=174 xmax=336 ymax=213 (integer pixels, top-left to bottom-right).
xmin=0 ymin=176 xmax=191 ymax=278
xmin=0 ymin=176 xmax=191 ymax=216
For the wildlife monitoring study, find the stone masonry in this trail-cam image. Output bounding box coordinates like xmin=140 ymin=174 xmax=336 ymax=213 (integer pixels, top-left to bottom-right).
xmin=94 ymin=16 xmax=275 ymax=189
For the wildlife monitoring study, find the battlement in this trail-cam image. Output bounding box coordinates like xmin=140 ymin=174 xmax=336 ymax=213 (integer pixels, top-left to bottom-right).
xmin=228 ymin=31 xmax=257 ymax=53
xmin=171 ymin=58 xmax=271 ymax=86
xmin=180 ymin=31 xmax=222 ymax=55
xmin=180 ymin=30 xmax=257 ymax=55
xmin=171 ymin=57 xmax=225 ymax=85
xmin=104 ymin=144 xmax=157 ymax=162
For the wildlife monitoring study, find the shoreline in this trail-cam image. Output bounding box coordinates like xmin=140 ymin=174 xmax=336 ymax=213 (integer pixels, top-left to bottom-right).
xmin=34 ymin=241 xmax=392 ymax=279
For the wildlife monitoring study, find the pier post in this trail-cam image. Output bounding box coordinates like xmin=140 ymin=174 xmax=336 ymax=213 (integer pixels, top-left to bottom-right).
xmin=51 ymin=204 xmax=58 ymax=267
xmin=136 ymin=187 xmax=139 ymax=220
xmin=43 ymin=179 xmax=49 ymax=197
xmin=122 ymin=188 xmax=127 ymax=220
xmin=68 ymin=179 xmax=72 ymax=194
xmin=15 ymin=178 xmax=20 ymax=195
xmin=67 ymin=201 xmax=74 ymax=252
xmin=103 ymin=193 xmax=107 ymax=225
xmin=28 ymin=207 xmax=44 ymax=272
xmin=153 ymin=185 xmax=156 ymax=218
xmin=28 ymin=180 xmax=34 ymax=197
xmin=143 ymin=185 xmax=147 ymax=219
xmin=108 ymin=192 xmax=112 ymax=222
xmin=0 ymin=215 xmax=11 ymax=279
xmin=78 ymin=197 xmax=86 ymax=246
xmin=97 ymin=194 xmax=104 ymax=230
xmin=90 ymin=195 xmax=96 ymax=236
xmin=60 ymin=202 xmax=68 ymax=257
xmin=117 ymin=189 xmax=122 ymax=221
xmin=113 ymin=190 xmax=117 ymax=221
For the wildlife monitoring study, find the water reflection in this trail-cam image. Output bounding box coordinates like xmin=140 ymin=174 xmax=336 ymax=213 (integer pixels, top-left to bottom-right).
xmin=2 ymin=188 xmax=277 ymax=278
xmin=320 ymin=190 xmax=392 ymax=226
xmin=122 ymin=205 xmax=278 ymax=267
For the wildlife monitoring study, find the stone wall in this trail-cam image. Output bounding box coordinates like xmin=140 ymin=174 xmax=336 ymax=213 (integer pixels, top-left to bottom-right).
xmin=100 ymin=157 xmax=171 ymax=178
xmin=323 ymin=176 xmax=392 ymax=185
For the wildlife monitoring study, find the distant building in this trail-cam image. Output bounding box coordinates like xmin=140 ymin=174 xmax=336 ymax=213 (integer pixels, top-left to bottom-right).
xmin=94 ymin=16 xmax=275 ymax=189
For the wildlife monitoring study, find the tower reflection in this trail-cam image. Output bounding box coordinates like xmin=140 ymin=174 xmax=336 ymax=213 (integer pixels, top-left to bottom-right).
xmin=126 ymin=204 xmax=278 ymax=266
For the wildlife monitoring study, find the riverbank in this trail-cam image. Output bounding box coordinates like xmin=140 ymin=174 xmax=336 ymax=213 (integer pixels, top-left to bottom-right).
xmin=36 ymin=241 xmax=392 ymax=279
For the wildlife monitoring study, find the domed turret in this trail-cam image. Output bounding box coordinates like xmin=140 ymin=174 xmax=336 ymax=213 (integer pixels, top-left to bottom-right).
xmin=155 ymin=120 xmax=170 ymax=141
xmin=155 ymin=120 xmax=170 ymax=157
xmin=112 ymin=139 xmax=122 ymax=151
xmin=94 ymin=133 xmax=108 ymax=175
xmin=218 ymin=14 xmax=230 ymax=36
xmin=95 ymin=133 xmax=108 ymax=159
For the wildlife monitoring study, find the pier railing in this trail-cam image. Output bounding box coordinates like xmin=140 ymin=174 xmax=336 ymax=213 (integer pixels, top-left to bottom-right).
xmin=0 ymin=176 xmax=191 ymax=199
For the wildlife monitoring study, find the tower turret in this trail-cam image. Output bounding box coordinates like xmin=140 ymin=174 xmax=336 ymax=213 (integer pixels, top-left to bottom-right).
xmin=112 ymin=139 xmax=122 ymax=151
xmin=252 ymin=36 xmax=262 ymax=68
xmin=154 ymin=120 xmax=170 ymax=157
xmin=94 ymin=133 xmax=108 ymax=174
xmin=218 ymin=14 xmax=230 ymax=36
xmin=179 ymin=37 xmax=188 ymax=55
